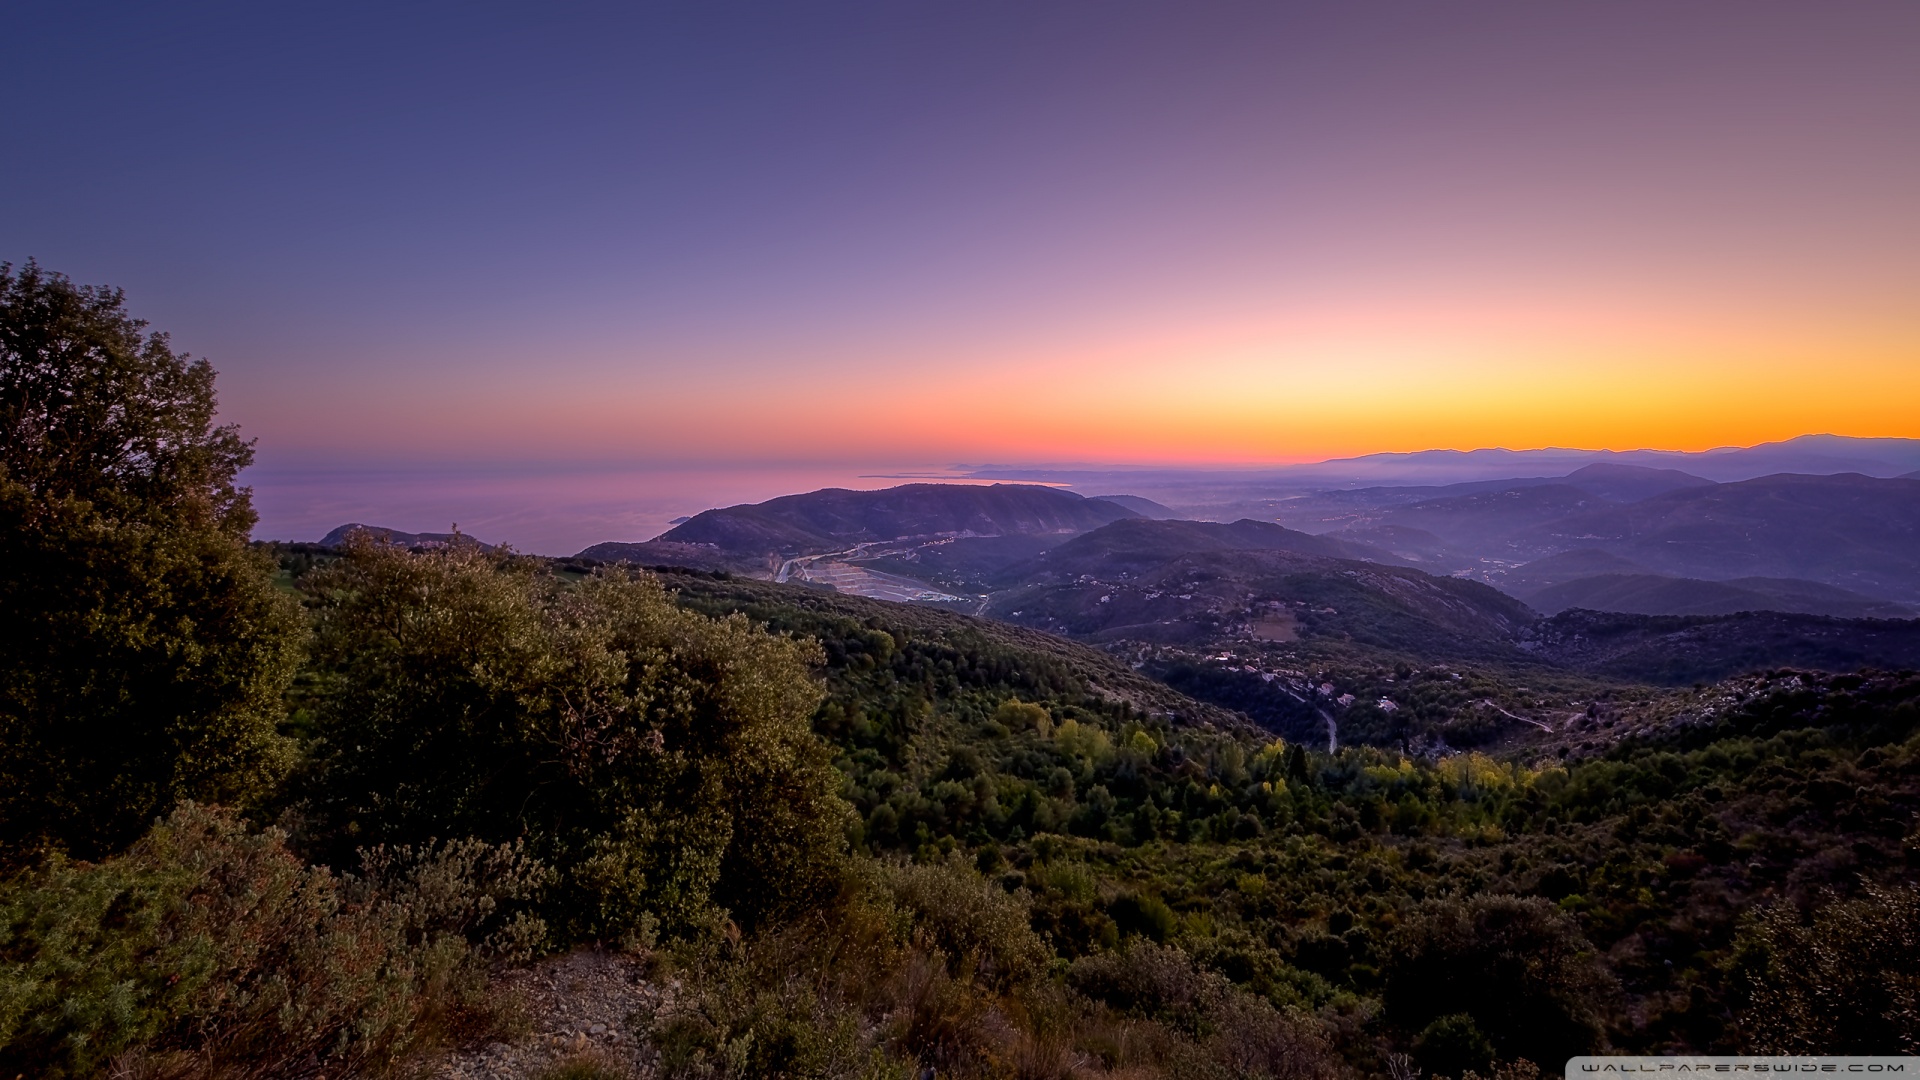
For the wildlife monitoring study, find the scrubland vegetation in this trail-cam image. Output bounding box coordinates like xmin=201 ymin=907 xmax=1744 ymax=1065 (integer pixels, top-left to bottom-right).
xmin=3 ymin=263 xmax=1916 ymax=1077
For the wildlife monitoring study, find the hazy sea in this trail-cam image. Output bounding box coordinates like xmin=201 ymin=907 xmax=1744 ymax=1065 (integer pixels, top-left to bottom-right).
xmin=245 ymin=462 xmax=1007 ymax=556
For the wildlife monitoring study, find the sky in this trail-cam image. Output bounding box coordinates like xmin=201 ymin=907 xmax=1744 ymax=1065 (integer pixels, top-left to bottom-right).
xmin=4 ymin=2 xmax=1918 ymax=549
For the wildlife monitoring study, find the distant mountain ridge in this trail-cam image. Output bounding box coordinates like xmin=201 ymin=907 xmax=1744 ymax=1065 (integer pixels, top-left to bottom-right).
xmin=1552 ymin=462 xmax=1716 ymax=502
xmin=1087 ymin=493 xmax=1179 ymax=519
xmin=1527 ymin=473 xmax=1920 ymax=602
xmin=1273 ymin=462 xmax=1708 ymax=536
xmin=656 ymin=483 xmax=1139 ymax=554
xmin=962 ymin=434 xmax=1920 ymax=493
xmin=1306 ymin=434 xmax=1920 ymax=485
xmin=558 ymin=471 xmax=1920 ymax=685
xmin=319 ymin=523 xmax=494 ymax=550
xmin=1281 ymin=471 xmax=1920 ymax=606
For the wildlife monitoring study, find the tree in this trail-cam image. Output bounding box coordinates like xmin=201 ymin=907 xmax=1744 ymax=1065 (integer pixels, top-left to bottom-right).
xmin=0 ymin=261 xmax=253 ymax=533
xmin=0 ymin=262 xmax=301 ymax=868
xmin=300 ymin=539 xmax=850 ymax=938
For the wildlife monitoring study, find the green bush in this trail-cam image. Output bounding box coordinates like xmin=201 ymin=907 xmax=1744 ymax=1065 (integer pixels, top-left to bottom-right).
xmin=877 ymin=857 xmax=1048 ymax=991
xmin=1069 ymin=941 xmax=1226 ymax=1034
xmin=0 ymin=804 xmax=542 ymax=1079
xmin=994 ymin=699 xmax=1053 ymax=736
xmin=1067 ymin=942 xmax=1345 ymax=1078
xmin=1110 ymin=890 xmax=1179 ymax=943
xmin=650 ymin=898 xmax=905 ymax=1080
xmin=301 ymin=540 xmax=849 ymax=938
xmin=1730 ymin=883 xmax=1920 ymax=1053
xmin=1415 ymin=1013 xmax=1496 ymax=1079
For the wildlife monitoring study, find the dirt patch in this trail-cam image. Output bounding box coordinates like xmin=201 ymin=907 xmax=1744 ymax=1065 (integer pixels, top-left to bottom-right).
xmin=433 ymin=950 xmax=666 ymax=1080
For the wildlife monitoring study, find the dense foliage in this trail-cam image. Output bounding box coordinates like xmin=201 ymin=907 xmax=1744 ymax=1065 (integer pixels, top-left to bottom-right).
xmin=1730 ymin=882 xmax=1920 ymax=1053
xmin=297 ymin=540 xmax=849 ymax=938
xmin=0 ymin=263 xmax=301 ymax=868
xmin=0 ymin=261 xmax=254 ymax=530
xmin=660 ymin=576 xmax=1920 ymax=1072
xmin=0 ymin=805 xmax=541 ymax=1079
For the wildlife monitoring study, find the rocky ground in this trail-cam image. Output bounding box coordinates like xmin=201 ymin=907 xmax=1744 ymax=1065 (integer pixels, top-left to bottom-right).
xmin=432 ymin=949 xmax=669 ymax=1080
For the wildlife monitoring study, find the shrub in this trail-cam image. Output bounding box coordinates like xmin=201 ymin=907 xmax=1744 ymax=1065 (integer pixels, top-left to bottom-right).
xmin=649 ymin=902 xmax=904 ymax=1080
xmin=878 ymin=857 xmax=1049 ymax=991
xmin=300 ymin=541 xmax=849 ymax=939
xmin=1414 ymin=1013 xmax=1496 ymax=1078
xmin=995 ymin=699 xmax=1053 ymax=736
xmin=1189 ymin=988 xmax=1346 ymax=1080
xmin=1730 ymin=883 xmax=1920 ymax=1053
xmin=1070 ymin=942 xmax=1345 ymax=1078
xmin=1069 ymin=942 xmax=1225 ymax=1034
xmin=1110 ymin=890 xmax=1179 ymax=943
xmin=0 ymin=804 xmax=543 ymax=1079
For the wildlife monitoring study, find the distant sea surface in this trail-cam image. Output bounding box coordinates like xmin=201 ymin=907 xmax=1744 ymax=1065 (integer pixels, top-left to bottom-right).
xmin=245 ymin=462 xmax=998 ymax=556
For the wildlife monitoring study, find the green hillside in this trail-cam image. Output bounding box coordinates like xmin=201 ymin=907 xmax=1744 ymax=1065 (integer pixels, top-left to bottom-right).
xmin=659 ymin=570 xmax=1920 ymax=1067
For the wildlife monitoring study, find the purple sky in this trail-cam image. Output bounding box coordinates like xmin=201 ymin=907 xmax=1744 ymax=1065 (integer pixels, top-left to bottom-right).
xmin=5 ymin=3 xmax=1917 ymax=550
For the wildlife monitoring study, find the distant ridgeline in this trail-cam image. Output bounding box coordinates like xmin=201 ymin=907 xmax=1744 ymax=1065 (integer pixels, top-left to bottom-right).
xmin=1287 ymin=468 xmax=1920 ymax=611
xmin=655 ymin=482 xmax=1142 ymax=553
xmin=317 ymin=523 xmax=496 ymax=551
xmin=533 ymin=468 xmax=1920 ymax=702
xmin=574 ymin=483 xmax=1146 ymax=582
xmin=310 ymin=460 xmax=1920 ymax=706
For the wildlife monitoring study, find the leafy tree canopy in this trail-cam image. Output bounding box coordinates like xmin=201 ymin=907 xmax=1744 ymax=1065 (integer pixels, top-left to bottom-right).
xmin=0 ymin=262 xmax=299 ymax=868
xmin=1 ymin=260 xmax=253 ymax=534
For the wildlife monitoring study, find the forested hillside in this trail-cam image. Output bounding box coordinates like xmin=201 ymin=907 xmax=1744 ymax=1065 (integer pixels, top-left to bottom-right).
xmin=646 ymin=571 xmax=1920 ymax=1070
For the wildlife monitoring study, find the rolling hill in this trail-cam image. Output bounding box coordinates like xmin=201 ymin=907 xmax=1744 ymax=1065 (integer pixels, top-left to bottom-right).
xmin=1271 ymin=464 xmax=1708 ymax=546
xmin=1526 ymin=473 xmax=1920 ymax=602
xmin=1085 ymin=493 xmax=1179 ymax=519
xmin=997 ymin=517 xmax=1410 ymax=577
xmin=571 ymin=539 xmax=771 ymax=576
xmin=654 ymin=567 xmax=1252 ymax=731
xmin=655 ymin=483 xmax=1140 ymax=555
xmin=982 ymin=518 xmax=1534 ymax=654
xmin=1491 ymin=548 xmax=1914 ymax=619
xmin=1493 ymin=548 xmax=1650 ymax=592
xmin=1286 ymin=471 xmax=1920 ymax=605
xmin=1369 ymin=483 xmax=1612 ymax=556
xmin=566 ymin=478 xmax=1920 ymax=692
xmin=1552 ymin=462 xmax=1715 ymax=503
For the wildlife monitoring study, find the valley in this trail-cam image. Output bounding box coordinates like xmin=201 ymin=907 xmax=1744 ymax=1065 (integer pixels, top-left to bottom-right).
xmin=324 ymin=464 xmax=1920 ymax=767
xmin=271 ymin=446 xmax=1920 ymax=1074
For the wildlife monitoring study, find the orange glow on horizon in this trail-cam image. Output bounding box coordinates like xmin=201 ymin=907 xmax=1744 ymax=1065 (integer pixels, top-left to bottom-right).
xmin=241 ymin=294 xmax=1919 ymax=468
